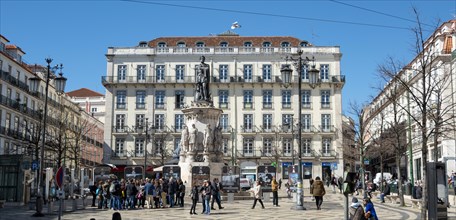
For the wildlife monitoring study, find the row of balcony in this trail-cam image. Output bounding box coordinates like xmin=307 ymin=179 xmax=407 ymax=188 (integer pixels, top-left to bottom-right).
xmin=0 ymin=94 xmax=43 ymax=121
xmin=102 ymin=75 xmax=345 ymax=86
xmin=0 ymin=126 xmax=34 ymax=143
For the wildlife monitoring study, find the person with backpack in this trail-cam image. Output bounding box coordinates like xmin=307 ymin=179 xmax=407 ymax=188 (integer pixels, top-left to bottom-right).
xmin=110 ymin=177 xmax=121 ymax=210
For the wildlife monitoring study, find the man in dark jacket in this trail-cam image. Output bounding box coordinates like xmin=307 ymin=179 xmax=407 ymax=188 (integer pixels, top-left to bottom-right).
xmin=380 ymin=181 xmax=390 ymax=203
xmin=168 ymin=177 xmax=177 ymax=208
xmin=125 ymin=179 xmax=137 ymax=209
xmin=89 ymin=182 xmax=98 ymax=207
xmin=211 ymin=178 xmax=224 ymax=210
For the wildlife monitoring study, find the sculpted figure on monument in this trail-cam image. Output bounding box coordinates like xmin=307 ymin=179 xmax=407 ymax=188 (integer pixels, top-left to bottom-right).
xmin=195 ymin=56 xmax=210 ymax=102
xmin=213 ymin=125 xmax=223 ymax=152
xmin=189 ymin=124 xmax=198 ymax=152
xmin=203 ymin=124 xmax=214 ymax=152
xmin=180 ymin=124 xmax=189 ymax=153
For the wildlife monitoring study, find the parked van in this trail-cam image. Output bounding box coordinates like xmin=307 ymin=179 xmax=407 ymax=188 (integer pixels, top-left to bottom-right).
xmin=373 ymin=172 xmax=392 ymax=186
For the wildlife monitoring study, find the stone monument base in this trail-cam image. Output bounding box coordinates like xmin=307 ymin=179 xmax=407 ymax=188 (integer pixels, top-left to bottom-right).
xmin=179 ymin=161 xmax=225 ymax=187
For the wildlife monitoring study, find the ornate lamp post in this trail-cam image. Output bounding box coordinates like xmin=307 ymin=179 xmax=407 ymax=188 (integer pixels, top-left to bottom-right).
xmin=30 ymin=58 xmax=66 ymax=217
xmin=138 ymin=118 xmax=155 ymax=178
xmin=281 ymin=50 xmax=319 ymax=210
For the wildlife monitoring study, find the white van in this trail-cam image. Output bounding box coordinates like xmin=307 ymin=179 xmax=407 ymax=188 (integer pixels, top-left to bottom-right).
xmin=373 ymin=172 xmax=392 ymax=186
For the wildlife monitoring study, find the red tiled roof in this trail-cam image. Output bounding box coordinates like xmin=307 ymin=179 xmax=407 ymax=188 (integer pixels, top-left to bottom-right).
xmin=149 ymin=36 xmax=309 ymax=47
xmin=67 ymin=88 xmax=104 ymax=97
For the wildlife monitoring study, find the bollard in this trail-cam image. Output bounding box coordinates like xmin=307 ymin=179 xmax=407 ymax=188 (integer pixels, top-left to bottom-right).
xmin=228 ymin=193 xmax=234 ymax=203
xmin=263 ymin=193 xmax=270 ymax=202
xmin=72 ymin=197 xmax=77 ymax=211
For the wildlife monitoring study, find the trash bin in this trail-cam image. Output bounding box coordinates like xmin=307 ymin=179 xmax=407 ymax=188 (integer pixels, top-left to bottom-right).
xmin=390 ymin=184 xmax=397 ymax=193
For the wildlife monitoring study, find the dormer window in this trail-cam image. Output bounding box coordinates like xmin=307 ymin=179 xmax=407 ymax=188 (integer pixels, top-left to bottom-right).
xmin=244 ymin=42 xmax=252 ymax=47
xmin=196 ymin=42 xmax=205 ymax=48
xmin=220 ymin=42 xmax=228 ymax=47
xmin=300 ymin=41 xmax=309 ymax=47
xmin=138 ymin=41 xmax=148 ymax=47
xmin=263 ymin=42 xmax=271 ymax=48
xmin=281 ymin=42 xmax=290 ymax=48
xmin=158 ymin=42 xmax=167 ymax=48
xmin=177 ymin=42 xmax=186 ymax=47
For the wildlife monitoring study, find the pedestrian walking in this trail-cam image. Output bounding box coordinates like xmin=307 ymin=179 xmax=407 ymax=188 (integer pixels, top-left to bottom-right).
xmin=200 ymin=180 xmax=212 ymax=215
xmin=89 ymin=181 xmax=98 ymax=207
xmin=250 ymin=180 xmax=265 ymax=209
xmin=312 ymin=176 xmax=326 ymax=210
xmin=271 ymin=176 xmax=279 ymax=206
xmin=189 ymin=184 xmax=199 ymax=215
xmin=211 ymin=178 xmax=224 ymax=210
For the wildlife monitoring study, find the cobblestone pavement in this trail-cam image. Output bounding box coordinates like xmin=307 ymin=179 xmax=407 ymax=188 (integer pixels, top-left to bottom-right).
xmin=1 ymin=192 xmax=455 ymax=220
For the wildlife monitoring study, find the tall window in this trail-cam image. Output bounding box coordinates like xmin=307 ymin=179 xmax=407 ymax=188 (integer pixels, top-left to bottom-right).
xmin=175 ymin=114 xmax=184 ymax=132
xmin=301 ymin=64 xmax=309 ymax=80
xmin=303 ymin=138 xmax=312 ymax=156
xmin=115 ymin=138 xmax=125 ymax=156
xmin=135 ymin=138 xmax=144 ymax=157
xmin=219 ymin=114 xmax=229 ymax=131
xmin=321 ymin=114 xmax=331 ymax=131
xmin=243 ymin=64 xmax=252 ymax=82
xmin=117 ymin=65 xmax=127 ymax=81
xmin=282 ymin=114 xmax=293 ymax=131
xmin=243 ymin=90 xmax=253 ymax=109
xmin=322 ymin=138 xmax=331 ymax=155
xmin=176 ymin=65 xmax=185 ymax=81
xmin=219 ymin=90 xmax=228 ymax=108
xmin=156 ymin=65 xmax=165 ymax=82
xmin=155 ymin=114 xmax=165 ymax=130
xmin=175 ymin=90 xmax=185 ymax=109
xmin=263 ymin=114 xmax=272 ymax=131
xmin=243 ymin=114 xmax=253 ymax=131
xmin=154 ymin=140 xmax=163 ymax=156
xmin=321 ymin=90 xmax=330 ymax=108
xmin=243 ymin=139 xmax=254 ymax=156
xmin=302 ymin=114 xmax=311 ymax=131
xmin=137 ymin=65 xmax=146 ymax=81
xmin=282 ymin=90 xmax=291 ymax=108
xmin=155 ymin=91 xmax=165 ymax=109
xmin=320 ymin=64 xmax=329 ymax=80
xmin=263 ymin=138 xmax=273 ymax=156
xmin=415 ymin=158 xmax=422 ymax=180
xmin=302 ymin=90 xmax=311 ymax=108
xmin=219 ymin=65 xmax=228 ymax=82
xmin=263 ymin=90 xmax=272 ymax=109
xmin=283 ymin=139 xmax=292 ymax=156
xmin=115 ymin=114 xmax=126 ymax=130
xmin=5 ymin=113 xmax=10 ymax=131
xmin=136 ymin=90 xmax=146 ymax=109
xmin=262 ymin=64 xmax=272 ymax=81
xmin=116 ymin=91 xmax=126 ymax=109
xmin=135 ymin=114 xmax=145 ymax=128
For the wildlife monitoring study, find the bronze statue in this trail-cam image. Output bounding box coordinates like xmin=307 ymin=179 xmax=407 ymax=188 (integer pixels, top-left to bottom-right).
xmin=195 ymin=56 xmax=210 ymax=101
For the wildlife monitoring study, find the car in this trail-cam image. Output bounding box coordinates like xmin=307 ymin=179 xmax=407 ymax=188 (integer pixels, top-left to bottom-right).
xmin=373 ymin=172 xmax=392 ymax=187
xmin=240 ymin=178 xmax=252 ymax=190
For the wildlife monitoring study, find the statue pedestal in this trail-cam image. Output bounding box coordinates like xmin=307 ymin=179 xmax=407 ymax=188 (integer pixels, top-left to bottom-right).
xmin=178 ymin=161 xmax=225 ymax=187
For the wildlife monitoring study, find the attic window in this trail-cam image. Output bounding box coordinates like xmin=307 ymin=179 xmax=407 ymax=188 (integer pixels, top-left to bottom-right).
xmin=138 ymin=41 xmax=148 ymax=47
xmin=300 ymin=41 xmax=309 ymax=47
xmin=263 ymin=42 xmax=271 ymax=47
xmin=244 ymin=42 xmax=252 ymax=47
xmin=196 ymin=42 xmax=205 ymax=48
xmin=158 ymin=42 xmax=167 ymax=48
xmin=220 ymin=42 xmax=228 ymax=47
xmin=177 ymin=42 xmax=186 ymax=47
xmin=281 ymin=42 xmax=290 ymax=48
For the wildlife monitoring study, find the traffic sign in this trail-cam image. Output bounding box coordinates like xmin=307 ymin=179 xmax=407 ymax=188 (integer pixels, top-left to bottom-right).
xmin=31 ymin=160 xmax=39 ymax=171
xmin=331 ymin=163 xmax=338 ymax=170
xmin=55 ymin=167 xmax=64 ymax=188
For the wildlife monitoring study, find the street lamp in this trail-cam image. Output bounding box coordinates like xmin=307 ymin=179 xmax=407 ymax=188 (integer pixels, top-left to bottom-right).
xmin=138 ymin=118 xmax=154 ymax=179
xmin=281 ymin=50 xmax=319 ymax=210
xmin=30 ymin=58 xmax=67 ymax=217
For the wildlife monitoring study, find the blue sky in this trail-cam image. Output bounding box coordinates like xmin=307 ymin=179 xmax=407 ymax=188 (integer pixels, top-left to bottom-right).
xmin=1 ymin=0 xmax=455 ymax=114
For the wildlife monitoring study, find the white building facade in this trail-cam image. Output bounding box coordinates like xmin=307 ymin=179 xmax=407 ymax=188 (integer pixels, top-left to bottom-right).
xmin=102 ymin=32 xmax=345 ymax=181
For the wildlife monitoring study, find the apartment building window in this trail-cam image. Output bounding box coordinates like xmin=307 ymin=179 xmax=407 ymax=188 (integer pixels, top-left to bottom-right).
xmin=116 ymin=90 xmax=126 ymax=109
xmin=321 ymin=114 xmax=331 ymax=131
xmin=156 ymin=65 xmax=165 ymax=82
xmin=303 ymin=138 xmax=312 ymax=156
xmin=301 ymin=64 xmax=309 ymax=80
xmin=322 ymin=138 xmax=332 ymax=155
xmin=136 ymin=90 xmax=146 ymax=109
xmin=219 ymin=65 xmax=228 ymax=82
xmin=174 ymin=138 xmax=181 ymax=155
xmin=302 ymin=114 xmax=311 ymax=131
xmin=136 ymin=114 xmax=145 ymax=128
xmin=282 ymin=90 xmax=291 ymax=109
xmin=176 ymin=65 xmax=185 ymax=81
xmin=117 ymin=65 xmax=127 ymax=81
xmin=302 ymin=90 xmax=311 ymax=108
xmin=321 ymin=90 xmax=330 ymax=108
xmin=219 ymin=90 xmax=228 ymax=108
xmin=243 ymin=90 xmax=253 ymax=109
xmin=4 ymin=142 xmax=10 ymax=155
xmin=14 ymin=116 xmax=19 ymax=133
xmin=243 ymin=42 xmax=253 ymax=52
xmin=155 ymin=91 xmax=165 ymax=109
xmin=175 ymin=114 xmax=184 ymax=132
xmin=155 ymin=140 xmax=163 ymax=156
xmin=263 ymin=90 xmax=272 ymax=109
xmin=243 ymin=64 xmax=252 ymax=82
xmin=91 ymin=107 xmax=98 ymax=112
xmin=262 ymin=64 xmax=272 ymax=81
xmin=283 ymin=139 xmax=292 ymax=156
xmin=115 ymin=114 xmax=126 ymax=131
xmin=243 ymin=138 xmax=254 ymax=156
xmin=243 ymin=114 xmax=253 ymax=132
xmin=115 ymin=138 xmax=125 ymax=156
xmin=282 ymin=114 xmax=293 ymax=131
xmin=263 ymin=114 xmax=272 ymax=131
xmin=222 ymin=139 xmax=228 ymax=154
xmin=155 ymin=114 xmax=165 ymax=130
xmin=137 ymin=65 xmax=146 ymax=81
xmin=175 ymin=90 xmax=184 ymax=109
xmin=415 ymin=158 xmax=422 ymax=180
xmin=320 ymin=64 xmax=329 ymax=81
xmin=219 ymin=114 xmax=229 ymax=131
xmin=263 ymin=138 xmax=272 ymax=156
xmin=135 ymin=138 xmax=144 ymax=157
